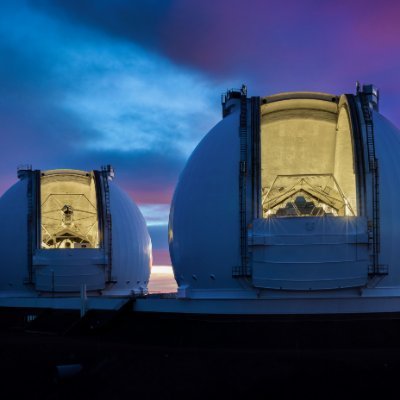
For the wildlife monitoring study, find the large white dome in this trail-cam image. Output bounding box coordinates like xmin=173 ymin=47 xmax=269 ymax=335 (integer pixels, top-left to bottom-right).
xmin=0 ymin=166 xmax=151 ymax=297
xmin=169 ymin=85 xmax=400 ymax=300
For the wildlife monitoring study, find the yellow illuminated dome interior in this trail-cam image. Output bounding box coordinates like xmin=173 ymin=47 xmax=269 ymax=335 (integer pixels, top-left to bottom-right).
xmin=40 ymin=169 xmax=100 ymax=249
xmin=261 ymin=93 xmax=357 ymax=217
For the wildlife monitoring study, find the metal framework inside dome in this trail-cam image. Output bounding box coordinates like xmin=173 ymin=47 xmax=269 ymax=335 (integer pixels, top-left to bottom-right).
xmin=260 ymin=96 xmax=358 ymax=219
xmin=262 ymin=174 xmax=355 ymax=217
xmin=40 ymin=171 xmax=100 ymax=249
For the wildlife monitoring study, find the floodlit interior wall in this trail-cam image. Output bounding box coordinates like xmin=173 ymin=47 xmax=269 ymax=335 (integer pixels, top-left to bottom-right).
xmin=333 ymin=106 xmax=357 ymax=214
xmin=261 ymin=96 xmax=357 ymax=217
xmin=40 ymin=170 xmax=100 ymax=248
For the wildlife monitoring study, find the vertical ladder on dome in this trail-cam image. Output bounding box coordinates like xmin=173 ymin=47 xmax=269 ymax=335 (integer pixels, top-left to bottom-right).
xmin=101 ymin=166 xmax=113 ymax=283
xmin=359 ymin=91 xmax=386 ymax=276
xmin=236 ymin=85 xmax=251 ymax=277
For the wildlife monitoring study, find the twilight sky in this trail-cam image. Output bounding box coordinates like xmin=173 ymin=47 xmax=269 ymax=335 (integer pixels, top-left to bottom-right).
xmin=1 ymin=0 xmax=399 ymax=265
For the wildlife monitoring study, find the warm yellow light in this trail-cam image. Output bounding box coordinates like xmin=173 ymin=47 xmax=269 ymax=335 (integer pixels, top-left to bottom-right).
xmin=40 ymin=170 xmax=100 ymax=249
xmin=260 ymin=95 xmax=357 ymax=218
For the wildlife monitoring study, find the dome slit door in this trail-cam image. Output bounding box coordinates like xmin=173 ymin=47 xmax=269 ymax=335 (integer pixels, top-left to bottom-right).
xmin=94 ymin=167 xmax=114 ymax=283
xmin=249 ymin=93 xmax=370 ymax=290
xmin=345 ymin=95 xmax=367 ymax=218
xmin=33 ymin=170 xmax=106 ymax=292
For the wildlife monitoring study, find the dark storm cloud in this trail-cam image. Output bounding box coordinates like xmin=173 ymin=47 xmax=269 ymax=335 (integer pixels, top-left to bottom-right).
xmin=30 ymin=0 xmax=173 ymax=49
xmin=30 ymin=0 xmax=400 ymax=126
xmin=0 ymin=0 xmax=220 ymax=203
xmin=0 ymin=4 xmax=99 ymax=164
xmin=0 ymin=38 xmax=89 ymax=167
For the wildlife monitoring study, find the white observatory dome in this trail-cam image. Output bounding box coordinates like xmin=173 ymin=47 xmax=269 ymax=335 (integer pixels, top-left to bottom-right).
xmin=169 ymin=84 xmax=400 ymax=301
xmin=0 ymin=166 xmax=151 ymax=297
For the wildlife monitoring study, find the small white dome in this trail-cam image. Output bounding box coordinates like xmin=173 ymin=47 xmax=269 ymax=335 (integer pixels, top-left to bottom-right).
xmin=108 ymin=181 xmax=152 ymax=295
xmin=0 ymin=167 xmax=151 ymax=297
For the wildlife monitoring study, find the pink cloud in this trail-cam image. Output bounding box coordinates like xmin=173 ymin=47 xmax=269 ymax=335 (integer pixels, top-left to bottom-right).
xmin=126 ymin=187 xmax=174 ymax=205
xmin=152 ymin=249 xmax=171 ymax=266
